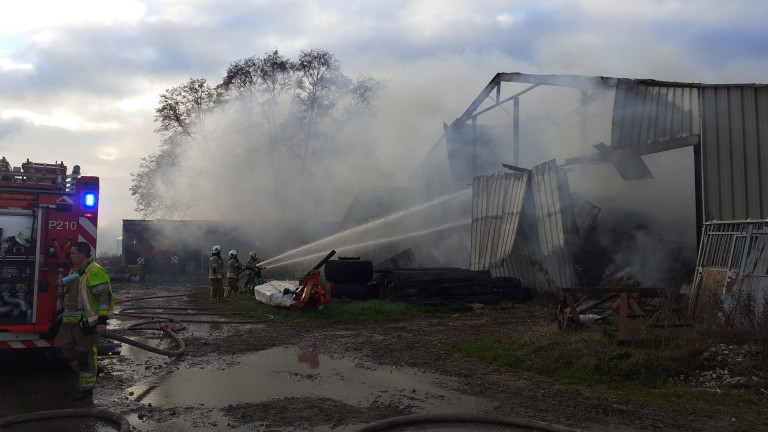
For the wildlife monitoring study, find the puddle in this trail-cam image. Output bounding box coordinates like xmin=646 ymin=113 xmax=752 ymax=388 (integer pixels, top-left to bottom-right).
xmin=127 ymin=346 xmax=486 ymax=413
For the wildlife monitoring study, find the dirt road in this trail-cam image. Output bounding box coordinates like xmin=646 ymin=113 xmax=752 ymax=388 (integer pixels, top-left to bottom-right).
xmin=1 ymin=280 xmax=764 ymax=431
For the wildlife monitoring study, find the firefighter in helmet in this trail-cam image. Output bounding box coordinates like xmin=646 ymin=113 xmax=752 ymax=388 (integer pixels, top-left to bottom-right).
xmin=55 ymin=241 xmax=114 ymax=400
xmin=244 ymin=251 xmax=263 ymax=295
xmin=209 ymin=245 xmax=225 ymax=301
xmin=225 ymin=250 xmax=244 ymax=297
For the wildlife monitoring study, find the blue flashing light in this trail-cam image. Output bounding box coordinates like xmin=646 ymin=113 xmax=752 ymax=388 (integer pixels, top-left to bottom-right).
xmin=84 ymin=193 xmax=97 ymax=208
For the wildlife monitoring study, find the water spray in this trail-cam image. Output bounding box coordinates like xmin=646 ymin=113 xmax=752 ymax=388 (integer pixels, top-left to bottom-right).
xmin=260 ymin=188 xmax=472 ymax=267
xmin=263 ymin=219 xmax=469 ymax=270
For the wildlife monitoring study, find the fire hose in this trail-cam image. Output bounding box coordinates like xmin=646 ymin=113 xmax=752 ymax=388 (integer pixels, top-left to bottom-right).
xmin=0 ymin=408 xmax=130 ymax=432
xmin=106 ymin=295 xmax=274 ymax=357
xmin=355 ymin=413 xmax=583 ymax=432
xmin=0 ymin=410 xmax=580 ymax=432
xmin=105 ymin=330 xmax=185 ymax=357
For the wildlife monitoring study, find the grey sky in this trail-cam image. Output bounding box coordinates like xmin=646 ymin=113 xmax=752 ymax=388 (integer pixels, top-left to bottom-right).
xmin=1 ymin=0 xmax=767 ymax=254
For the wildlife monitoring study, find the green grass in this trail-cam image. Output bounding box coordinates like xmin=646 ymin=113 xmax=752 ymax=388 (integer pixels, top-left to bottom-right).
xmin=197 ymin=291 xmax=449 ymax=324
xmin=450 ymin=322 xmax=768 ymax=420
xmin=452 ymin=325 xmax=688 ymax=385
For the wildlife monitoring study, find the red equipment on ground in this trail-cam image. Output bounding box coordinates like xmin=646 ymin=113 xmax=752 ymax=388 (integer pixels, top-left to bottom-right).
xmin=288 ymin=250 xmax=335 ymax=311
xmin=0 ymin=157 xmax=99 ymax=351
xmin=290 ymin=269 xmax=332 ymax=311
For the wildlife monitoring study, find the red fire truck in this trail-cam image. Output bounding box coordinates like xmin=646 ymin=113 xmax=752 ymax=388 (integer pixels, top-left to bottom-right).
xmin=0 ymin=157 xmax=99 ymax=351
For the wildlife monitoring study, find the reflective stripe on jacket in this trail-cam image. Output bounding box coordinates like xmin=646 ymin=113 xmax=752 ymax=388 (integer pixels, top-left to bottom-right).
xmin=209 ymin=255 xmax=224 ymax=279
xmin=79 ymin=262 xmax=114 ymax=325
xmin=227 ymin=258 xmax=243 ymax=279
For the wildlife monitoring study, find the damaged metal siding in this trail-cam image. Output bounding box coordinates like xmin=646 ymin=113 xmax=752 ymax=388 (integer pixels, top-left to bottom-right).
xmin=470 ymin=170 xmax=529 ymax=271
xmin=470 ymin=160 xmax=579 ymax=296
xmin=611 ymin=79 xmax=700 ymax=149
xmin=571 ymin=193 xmax=601 ymax=241
xmin=530 ymin=160 xmax=579 ymax=292
xmin=701 ymin=86 xmax=768 ymax=221
xmin=690 ymin=221 xmax=768 ymax=329
xmin=602 ymin=80 xmax=768 ymax=221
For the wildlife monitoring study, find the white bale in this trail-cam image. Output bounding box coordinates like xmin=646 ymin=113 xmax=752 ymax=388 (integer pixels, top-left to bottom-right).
xmin=254 ymin=280 xmax=298 ymax=307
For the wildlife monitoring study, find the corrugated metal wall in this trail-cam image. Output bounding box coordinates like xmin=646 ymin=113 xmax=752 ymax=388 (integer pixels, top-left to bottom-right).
xmin=470 ymin=170 xmax=528 ymax=270
xmin=701 ymin=86 xmax=768 ymax=221
xmin=530 ymin=160 xmax=579 ymax=292
xmin=611 ymin=81 xmax=768 ymax=221
xmin=469 ymin=162 xmax=580 ymax=296
xmin=611 ymin=79 xmax=700 ymax=149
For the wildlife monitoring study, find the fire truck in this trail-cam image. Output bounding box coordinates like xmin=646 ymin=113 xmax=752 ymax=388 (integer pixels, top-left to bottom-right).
xmin=0 ymin=157 xmax=99 ymax=351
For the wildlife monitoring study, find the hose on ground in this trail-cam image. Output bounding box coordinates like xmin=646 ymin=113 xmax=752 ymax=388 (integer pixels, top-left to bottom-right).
xmin=0 ymin=408 xmax=130 ymax=432
xmin=355 ymin=413 xmax=582 ymax=432
xmin=105 ymin=330 xmax=185 ymax=357
xmin=118 ymin=307 xmax=275 ymax=324
xmin=125 ymin=318 xmax=187 ymax=332
xmin=115 ymin=293 xmax=194 ymax=304
xmin=109 ymin=293 xmax=272 ymax=357
xmin=119 ymin=306 xmax=216 ymax=315
xmin=119 ymin=313 xmax=274 ymax=326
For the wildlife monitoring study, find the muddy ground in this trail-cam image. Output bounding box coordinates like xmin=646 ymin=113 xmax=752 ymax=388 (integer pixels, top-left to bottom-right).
xmin=2 ymin=280 xmax=766 ymax=431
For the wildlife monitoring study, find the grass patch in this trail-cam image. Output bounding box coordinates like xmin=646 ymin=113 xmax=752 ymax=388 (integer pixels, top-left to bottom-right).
xmin=451 ymin=322 xmax=768 ymax=420
xmin=197 ymin=291 xmax=449 ymax=324
xmin=453 ymin=325 xmax=686 ymax=385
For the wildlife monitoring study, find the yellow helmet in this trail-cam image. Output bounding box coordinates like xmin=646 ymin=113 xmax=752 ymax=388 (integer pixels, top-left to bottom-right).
xmin=249 ymin=251 xmax=258 ymax=260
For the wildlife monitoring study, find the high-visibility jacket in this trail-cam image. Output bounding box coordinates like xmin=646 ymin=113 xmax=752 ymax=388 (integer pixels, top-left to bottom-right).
xmin=209 ymin=255 xmax=224 ymax=279
xmin=227 ymin=258 xmax=243 ymax=279
xmin=62 ymin=261 xmax=114 ymax=325
xmin=246 ymin=257 xmax=260 ymax=270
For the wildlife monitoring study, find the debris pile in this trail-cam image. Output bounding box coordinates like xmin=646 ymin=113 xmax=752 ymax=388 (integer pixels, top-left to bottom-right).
xmin=680 ymin=344 xmax=767 ymax=390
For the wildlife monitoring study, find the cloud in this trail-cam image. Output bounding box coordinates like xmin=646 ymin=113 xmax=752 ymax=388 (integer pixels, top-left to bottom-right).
xmin=1 ymin=108 xmax=121 ymax=131
xmin=0 ymin=57 xmax=33 ymax=72
xmin=0 ymin=1 xmax=146 ymax=33
xmin=0 ymin=0 xmax=765 ymax=258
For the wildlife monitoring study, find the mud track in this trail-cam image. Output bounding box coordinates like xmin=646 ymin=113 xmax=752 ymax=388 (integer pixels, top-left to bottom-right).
xmin=10 ymin=280 xmax=762 ymax=432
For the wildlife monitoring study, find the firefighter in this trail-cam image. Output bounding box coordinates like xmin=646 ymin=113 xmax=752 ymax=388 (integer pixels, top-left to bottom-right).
xmin=244 ymin=251 xmax=263 ymax=295
xmin=209 ymin=245 xmax=225 ymax=301
xmin=54 ymin=241 xmax=114 ymax=401
xmin=225 ymin=249 xmax=244 ymax=297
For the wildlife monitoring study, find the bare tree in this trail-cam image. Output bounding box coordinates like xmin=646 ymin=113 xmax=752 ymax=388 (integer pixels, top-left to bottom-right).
xmin=292 ymin=49 xmax=350 ymax=168
xmin=219 ymin=50 xmax=295 ymax=206
xmin=348 ymin=76 xmax=386 ymax=116
xmin=129 ymin=136 xmax=189 ymax=218
xmin=130 ymin=78 xmax=219 ymax=218
xmin=155 ymin=78 xmax=219 ymax=142
xmin=132 ymin=49 xmax=384 ymax=220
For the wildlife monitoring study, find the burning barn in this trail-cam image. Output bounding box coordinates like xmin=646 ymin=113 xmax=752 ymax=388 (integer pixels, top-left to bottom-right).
xmin=428 ymin=73 xmax=768 ymax=326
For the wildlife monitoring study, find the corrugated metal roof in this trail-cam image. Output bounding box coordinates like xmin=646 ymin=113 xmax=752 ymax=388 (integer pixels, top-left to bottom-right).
xmin=611 ymin=79 xmax=700 ymax=149
xmin=701 ymin=86 xmax=768 ymax=221
xmin=470 ymin=170 xmax=529 ymax=270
